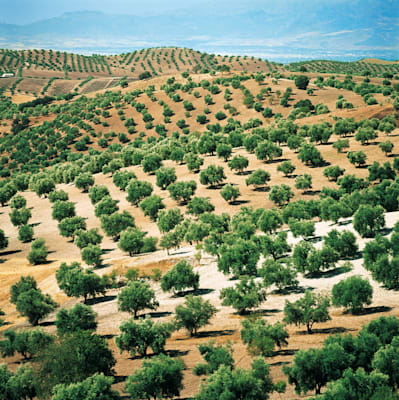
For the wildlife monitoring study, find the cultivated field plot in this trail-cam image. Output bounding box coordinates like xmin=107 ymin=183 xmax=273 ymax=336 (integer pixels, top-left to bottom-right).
xmin=0 ymin=57 xmax=399 ymax=399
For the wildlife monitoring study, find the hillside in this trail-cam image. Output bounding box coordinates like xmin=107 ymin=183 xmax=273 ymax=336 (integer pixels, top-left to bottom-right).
xmin=0 ymin=47 xmax=284 ymax=97
xmin=0 ymin=59 xmax=399 ymax=398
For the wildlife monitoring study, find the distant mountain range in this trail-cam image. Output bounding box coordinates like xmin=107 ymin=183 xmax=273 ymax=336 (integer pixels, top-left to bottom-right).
xmin=1 ymin=1 xmax=398 ymax=62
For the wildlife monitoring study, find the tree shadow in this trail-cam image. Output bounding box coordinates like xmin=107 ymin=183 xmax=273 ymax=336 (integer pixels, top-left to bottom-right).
xmin=350 ymin=306 xmax=392 ymax=316
xmin=0 ymin=249 xmax=21 ymax=257
xmin=195 ymin=329 xmax=235 ymax=338
xmin=30 ymin=222 xmax=41 ymax=227
xmin=173 ymin=288 xmax=215 ymax=297
xmin=297 ymin=326 xmax=353 ymax=335
xmin=271 ymin=285 xmax=313 ymax=295
xmin=101 ymin=333 xmax=116 ymax=340
xmin=86 ymin=295 xmax=116 ymax=306
xmin=208 ymin=183 xmax=226 ymax=190
xmin=101 ymin=248 xmax=114 ymax=254
xmin=303 ymin=189 xmax=321 ymax=196
xmin=307 ymin=236 xmax=322 ymax=244
xmin=274 ymin=348 xmax=298 ymax=357
xmin=310 ymin=266 xmax=349 ymax=279
xmin=251 ymin=308 xmax=281 ymax=317
xmin=379 ymin=227 xmax=393 ymax=236
xmin=114 ymin=375 xmax=128 ymax=384
xmin=253 ymin=186 xmax=270 ymax=192
xmin=39 ymin=320 xmax=55 ymax=327
xmin=230 ymin=200 xmax=249 ymax=206
xmin=166 ymin=349 xmax=190 ymax=358
xmin=338 ymin=219 xmax=352 ymax=226
xmin=239 ymin=170 xmax=253 ymax=176
xmin=146 ymin=311 xmax=173 ymax=318
xmin=264 ymin=158 xmax=289 ymax=164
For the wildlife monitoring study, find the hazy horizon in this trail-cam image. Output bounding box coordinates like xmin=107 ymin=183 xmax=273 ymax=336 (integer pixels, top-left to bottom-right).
xmin=1 ymin=0 xmax=398 ymax=62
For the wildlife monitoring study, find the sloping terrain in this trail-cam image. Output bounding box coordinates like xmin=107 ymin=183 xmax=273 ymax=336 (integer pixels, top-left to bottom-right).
xmin=0 ymin=58 xmax=399 ymax=398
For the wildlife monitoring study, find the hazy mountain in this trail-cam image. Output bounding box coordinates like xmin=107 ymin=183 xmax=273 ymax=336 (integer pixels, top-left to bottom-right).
xmin=1 ymin=1 xmax=398 ymax=62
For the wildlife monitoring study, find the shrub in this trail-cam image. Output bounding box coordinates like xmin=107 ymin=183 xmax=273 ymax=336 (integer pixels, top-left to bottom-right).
xmin=116 ymin=316 xmax=174 ymax=357
xmin=175 ymin=295 xmax=217 ymax=336
xmin=161 ymin=260 xmax=199 ymax=294
xmin=332 ymin=276 xmax=373 ymax=313
xmin=55 ymin=303 xmax=97 ymax=335
xmin=220 ymin=275 xmax=267 ymax=314
xmin=353 ymin=204 xmax=385 ymax=238
xmin=283 ymin=290 xmax=331 ymax=333
xmin=18 ymin=225 xmax=34 ymax=243
xmin=241 ymin=318 xmax=289 ymax=357
xmin=118 ymin=281 xmax=159 ymax=318
xmin=124 ymin=355 xmax=184 ymax=400
xmin=220 ymin=184 xmax=240 ymax=203
xmin=27 ymin=238 xmax=48 ymax=265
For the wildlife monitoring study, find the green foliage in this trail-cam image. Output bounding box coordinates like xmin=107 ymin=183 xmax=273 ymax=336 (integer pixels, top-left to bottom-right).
xmin=220 ymin=275 xmax=267 ymax=314
xmin=195 ymin=358 xmax=282 ymax=400
xmin=269 ymin=184 xmax=294 ymax=206
xmin=27 ymin=238 xmax=48 ymax=265
xmin=323 ymin=165 xmax=345 ymax=181
xmin=81 ymin=244 xmax=102 ymax=268
xmin=51 ymin=201 xmax=75 ymax=222
xmin=322 ymin=367 xmax=392 ymax=400
xmin=124 ymin=355 xmax=184 ymax=400
xmin=295 ymin=174 xmax=312 ymax=192
xmin=116 ymin=316 xmax=174 ymax=357
xmin=277 ymin=160 xmax=296 ymax=176
xmin=217 ymin=239 xmax=260 ymax=276
xmin=175 ymin=294 xmax=217 ymax=336
xmin=257 ymin=209 xmax=282 ymax=234
xmin=372 ymin=336 xmax=399 ymax=389
xmin=193 ymin=341 xmax=234 ymax=376
xmin=228 ymin=155 xmax=249 ymax=174
xmin=88 ymin=185 xmax=110 ymax=204
xmin=0 ymin=363 xmax=37 ymax=400
xmin=0 ymin=229 xmax=8 ymax=250
xmin=10 ymin=194 xmax=26 ymax=209
xmin=216 ymin=143 xmax=232 ymax=161
xmin=168 ymin=180 xmax=197 ymax=204
xmin=0 ymin=328 xmax=54 ymax=359
xmin=74 ymin=228 xmax=102 ymax=249
xmin=126 ymin=180 xmax=153 ymax=205
xmin=255 ymin=141 xmax=282 ymax=162
xmin=324 ymin=229 xmax=358 ymax=258
xmin=294 ymin=75 xmax=310 ymax=90
xmin=94 ymin=196 xmax=119 ymax=217
xmin=142 ymin=153 xmax=162 ymax=174
xmin=101 ymin=211 xmax=135 ymax=240
xmin=118 ymin=280 xmax=159 ymax=318
xmin=220 ymin=184 xmax=240 ymax=203
xmin=289 ymin=219 xmax=315 ymax=238
xmin=332 ymin=276 xmax=373 ymax=313
xmin=156 ymin=167 xmax=177 ymax=190
xmin=200 ymin=164 xmax=226 ymax=187
xmin=55 ymin=303 xmax=97 ymax=335
xmin=58 ymin=216 xmax=86 ymax=240
xmin=362 ymin=316 xmax=399 ymax=346
xmin=139 ymin=195 xmax=165 ymax=221
xmin=187 ymin=196 xmax=215 ymax=216
xmin=36 ymin=331 xmax=116 ymax=398
xmin=260 ymin=259 xmax=298 ymax=292
xmin=353 ymin=204 xmax=385 ymax=238
xmin=161 ymin=260 xmax=199 ymax=294
xmin=52 ymin=373 xmax=121 ymax=400
xmin=246 ymin=169 xmax=271 ymax=188
xmin=283 ymin=343 xmax=349 ymax=395
xmin=298 ymin=143 xmax=324 ymax=166
xmin=157 ymin=208 xmax=183 ymax=233
xmin=74 ymin=173 xmax=94 ymax=192
xmin=9 ymin=207 xmax=31 ymax=227
xmin=241 ymin=318 xmax=288 ymax=357
xmin=283 ymin=290 xmax=331 ymax=333
xmin=56 ymin=262 xmax=107 ymax=303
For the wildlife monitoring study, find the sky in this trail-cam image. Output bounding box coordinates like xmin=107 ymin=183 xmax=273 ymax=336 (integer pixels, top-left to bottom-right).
xmin=1 ymin=0 xmax=398 ymax=62
xmin=0 ymin=0 xmax=355 ymax=24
